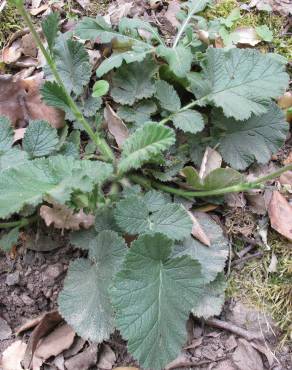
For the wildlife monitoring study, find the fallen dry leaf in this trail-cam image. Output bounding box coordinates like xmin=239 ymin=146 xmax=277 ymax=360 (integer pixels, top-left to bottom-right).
xmin=268 ymin=191 xmax=292 ymax=241
xmin=30 ymin=4 xmax=49 ymax=16
xmin=40 ymin=204 xmax=94 ymax=231
xmin=65 ymin=344 xmax=98 ymax=370
xmin=97 ymin=344 xmax=116 ymax=370
xmin=225 ymin=193 xmax=246 ymax=208
xmin=249 ymin=0 xmax=292 ymax=16
xmin=0 ymin=341 xmax=27 ymax=370
xmin=267 ymin=252 xmax=278 ymax=273
xmin=232 ymin=338 xmax=263 ymax=370
xmin=0 ymin=74 xmax=65 ymax=128
xmin=199 ymin=147 xmax=222 ymax=179
xmin=188 ymin=211 xmax=211 ymax=247
xmin=106 ymin=0 xmax=133 ymax=25
xmin=279 ymin=170 xmax=292 ymax=186
xmin=283 ymin=152 xmax=292 ymax=165
xmin=22 ymin=311 xmax=62 ymax=369
xmin=15 ymin=313 xmax=48 ymax=336
xmin=1 ymin=39 xmax=22 ymax=64
xmin=250 ymin=341 xmax=275 ymax=367
xmin=14 ymin=128 xmax=26 ymax=142
xmin=233 ymin=27 xmax=261 ymax=46
xmin=164 ymin=0 xmax=181 ymax=29
xmin=32 ymin=324 xmax=75 ymax=370
xmin=245 ymin=191 xmax=267 ymax=215
xmin=21 ymin=33 xmax=38 ymax=58
xmin=104 ymin=104 xmax=129 ymax=148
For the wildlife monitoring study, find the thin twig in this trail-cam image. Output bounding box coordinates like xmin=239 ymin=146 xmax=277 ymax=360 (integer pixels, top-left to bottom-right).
xmin=231 ymin=251 xmax=263 ymax=267
xmin=206 ymin=318 xmax=263 ymax=341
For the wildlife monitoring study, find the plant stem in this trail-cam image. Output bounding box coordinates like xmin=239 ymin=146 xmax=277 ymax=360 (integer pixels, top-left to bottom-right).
xmin=130 ymin=165 xmax=292 ymax=199
xmin=14 ymin=1 xmax=115 ymax=163
xmin=159 ymin=100 xmax=200 ymax=125
xmin=0 ymin=215 xmax=38 ymax=229
xmin=173 ymin=6 xmax=197 ymax=48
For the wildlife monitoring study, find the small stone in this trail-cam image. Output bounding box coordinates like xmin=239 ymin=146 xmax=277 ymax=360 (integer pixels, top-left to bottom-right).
xmin=44 ymin=288 xmax=53 ymax=298
xmin=43 ymin=263 xmax=64 ymax=282
xmin=21 ymin=293 xmax=34 ymax=305
xmin=5 ymin=271 xmax=20 ymax=286
xmin=0 ymin=318 xmax=12 ymax=340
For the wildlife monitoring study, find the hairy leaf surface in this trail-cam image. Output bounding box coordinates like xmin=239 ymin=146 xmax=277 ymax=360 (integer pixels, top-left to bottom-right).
xmin=157 ymin=46 xmax=193 ymax=78
xmin=23 ymin=120 xmax=59 ymax=158
xmin=42 ymin=12 xmax=59 ymax=53
xmin=172 ymin=110 xmax=204 ymax=134
xmin=195 ymin=48 xmax=289 ymax=120
xmin=53 ymin=35 xmax=91 ymax=95
xmin=59 ymin=231 xmax=127 ymax=342
xmin=0 ymin=156 xmax=113 ymax=218
xmin=0 ymin=116 xmax=13 ymax=152
xmin=110 ymin=60 xmax=157 ymax=105
xmin=117 ymin=101 xmax=157 ymax=126
xmin=111 ymin=233 xmax=204 ymax=369
xmin=155 ymin=80 xmax=181 ymax=112
xmin=118 ymin=123 xmax=175 ymax=173
xmin=212 ymin=103 xmax=288 ymax=169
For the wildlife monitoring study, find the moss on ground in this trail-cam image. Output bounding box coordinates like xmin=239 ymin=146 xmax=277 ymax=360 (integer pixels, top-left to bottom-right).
xmin=0 ymin=2 xmax=23 ymax=49
xmin=204 ymin=0 xmax=292 ymax=59
xmin=227 ymin=233 xmax=292 ymax=345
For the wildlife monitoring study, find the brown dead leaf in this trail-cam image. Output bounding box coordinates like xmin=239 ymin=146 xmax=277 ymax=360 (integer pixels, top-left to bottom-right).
xmin=22 ymin=311 xmax=62 ymax=369
xmin=15 ymin=313 xmax=47 ymax=336
xmin=32 ymin=325 xmax=75 ymax=370
xmin=279 ymin=170 xmax=292 ymax=186
xmin=106 ymin=1 xmax=133 ymax=25
xmin=14 ymin=128 xmax=26 ymax=142
xmin=0 ymin=74 xmax=65 ymax=128
xmin=40 ymin=204 xmax=94 ymax=231
xmin=249 ymin=0 xmax=292 ymax=16
xmin=1 ymin=39 xmax=22 ymax=64
xmin=65 ymin=344 xmax=98 ymax=370
xmin=188 ymin=211 xmax=211 ymax=246
xmin=104 ymin=104 xmax=129 ymax=148
xmin=232 ymin=338 xmax=263 ymax=370
xmin=246 ymin=191 xmax=267 ymax=215
xmin=199 ymin=147 xmax=222 ymax=179
xmin=225 ymin=193 xmax=246 ymax=208
xmin=250 ymin=341 xmax=275 ymax=367
xmin=0 ymin=340 xmax=27 ymax=370
xmin=30 ymin=4 xmax=49 ymax=16
xmin=283 ymin=152 xmax=292 ymax=165
xmin=268 ymin=191 xmax=292 ymax=241
xmin=233 ymin=27 xmax=261 ymax=46
xmin=21 ymin=33 xmax=38 ymax=58
xmin=97 ymin=344 xmax=116 ymax=370
xmin=164 ymin=0 xmax=181 ymax=29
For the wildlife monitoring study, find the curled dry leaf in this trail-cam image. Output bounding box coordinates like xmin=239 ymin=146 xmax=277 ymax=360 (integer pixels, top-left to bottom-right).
xmin=279 ymin=170 xmax=292 ymax=186
xmin=106 ymin=1 xmax=133 ymax=25
xmin=0 ymin=340 xmax=27 ymax=370
xmin=40 ymin=204 xmax=95 ymax=231
xmin=232 ymin=338 xmax=264 ymax=370
xmin=0 ymin=74 xmax=65 ymax=128
xmin=1 ymin=39 xmax=22 ymax=64
xmin=268 ymin=191 xmax=292 ymax=241
xmin=65 ymin=344 xmax=98 ymax=370
xmin=233 ymin=27 xmax=261 ymax=46
xmin=97 ymin=344 xmax=116 ymax=370
xmin=188 ymin=211 xmax=211 ymax=247
xmin=14 ymin=128 xmax=26 ymax=143
xmin=32 ymin=325 xmax=75 ymax=370
xmin=22 ymin=311 xmax=62 ymax=369
xmin=199 ymin=147 xmax=222 ymax=179
xmin=164 ymin=0 xmax=181 ymax=29
xmin=104 ymin=104 xmax=129 ymax=148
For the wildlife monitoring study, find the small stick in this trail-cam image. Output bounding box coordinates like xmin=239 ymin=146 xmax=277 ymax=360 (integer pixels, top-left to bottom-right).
xmin=231 ymin=251 xmax=263 ymax=267
xmin=166 ymin=357 xmax=227 ymax=370
xmin=206 ymin=318 xmax=263 ymax=341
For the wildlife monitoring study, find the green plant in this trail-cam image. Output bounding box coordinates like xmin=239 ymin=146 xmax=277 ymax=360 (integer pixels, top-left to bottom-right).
xmin=1 ymin=0 xmax=291 ymax=368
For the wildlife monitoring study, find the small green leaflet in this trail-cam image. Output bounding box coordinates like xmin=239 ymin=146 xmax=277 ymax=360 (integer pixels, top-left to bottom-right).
xmin=0 ymin=227 xmax=19 ymax=252
xmin=41 ymin=12 xmax=60 ymax=53
xmin=255 ymin=25 xmax=273 ymax=42
xmin=70 ymin=228 xmax=98 ymax=250
xmin=196 ymin=48 xmax=289 ymax=120
xmin=58 ymin=231 xmax=127 ymax=342
xmin=110 ymin=59 xmax=157 ymax=106
xmin=111 ymin=233 xmax=205 ymax=369
xmin=0 ymin=116 xmax=13 ymax=152
xmin=192 ymin=273 xmax=226 ymax=319
xmin=96 ymin=49 xmax=149 ymax=77
xmin=155 ymin=80 xmax=181 ymax=112
xmin=212 ymin=103 xmax=288 ymax=170
xmin=221 ymin=8 xmax=241 ymax=28
xmin=95 ymin=206 xmax=119 ymax=233
xmin=0 ymin=156 xmax=113 ymax=218
xmin=117 ymin=100 xmax=157 ymax=126
xmin=118 ymin=123 xmax=175 ymax=173
xmin=119 ymin=18 xmax=164 ymax=45
xmin=53 ymin=34 xmax=91 ymax=95
xmin=143 ymin=190 xmax=171 ymax=212
xmin=0 ymin=147 xmax=29 ymax=172
xmin=183 ymin=166 xmax=244 ymax=190
xmin=41 ymin=81 xmax=71 ymax=113
xmin=172 ymin=110 xmax=204 ymax=134
xmin=157 ymin=45 xmax=192 ymax=78
xmin=114 ymin=195 xmax=192 ymax=241
xmin=23 ymin=120 xmax=59 ymax=158
xmin=92 ymin=80 xmax=109 ymax=97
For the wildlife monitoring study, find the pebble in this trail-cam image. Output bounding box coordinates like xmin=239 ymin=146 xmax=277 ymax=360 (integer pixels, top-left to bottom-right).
xmin=0 ymin=318 xmax=12 ymax=340
xmin=43 ymin=263 xmax=64 ymax=282
xmin=5 ymin=271 xmax=20 ymax=286
xmin=21 ymin=293 xmax=34 ymax=305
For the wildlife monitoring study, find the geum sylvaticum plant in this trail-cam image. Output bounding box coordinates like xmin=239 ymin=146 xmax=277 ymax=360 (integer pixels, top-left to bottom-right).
xmin=1 ymin=0 xmax=291 ymax=368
